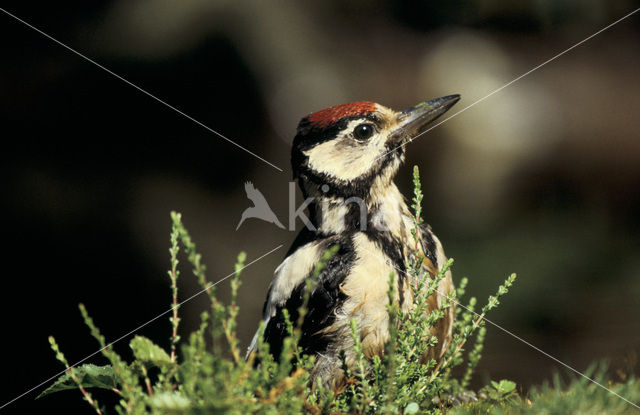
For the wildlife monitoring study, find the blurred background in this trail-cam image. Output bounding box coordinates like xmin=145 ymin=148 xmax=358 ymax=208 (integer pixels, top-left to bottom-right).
xmin=1 ymin=0 xmax=639 ymax=413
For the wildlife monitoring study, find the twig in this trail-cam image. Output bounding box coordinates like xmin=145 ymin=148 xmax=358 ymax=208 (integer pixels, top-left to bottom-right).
xmin=168 ymin=216 xmax=181 ymax=363
xmin=48 ymin=336 xmax=103 ymax=415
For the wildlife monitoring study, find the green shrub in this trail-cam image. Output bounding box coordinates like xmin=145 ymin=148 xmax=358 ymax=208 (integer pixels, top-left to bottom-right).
xmin=450 ymin=365 xmax=640 ymax=415
xmin=41 ymin=166 xmax=523 ymax=414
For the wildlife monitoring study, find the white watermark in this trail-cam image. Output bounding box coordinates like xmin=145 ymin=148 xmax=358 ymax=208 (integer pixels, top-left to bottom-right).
xmin=236 ymin=181 xmax=391 ymax=232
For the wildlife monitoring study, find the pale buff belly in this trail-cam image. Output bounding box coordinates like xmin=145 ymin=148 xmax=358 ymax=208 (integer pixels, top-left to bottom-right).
xmin=310 ymin=231 xmax=454 ymax=390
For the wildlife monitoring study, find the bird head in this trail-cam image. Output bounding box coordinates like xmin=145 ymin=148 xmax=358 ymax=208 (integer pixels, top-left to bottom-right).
xmin=292 ymin=95 xmax=460 ymax=200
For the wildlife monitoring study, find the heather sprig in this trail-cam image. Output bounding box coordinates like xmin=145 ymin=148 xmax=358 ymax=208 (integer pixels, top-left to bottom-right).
xmin=39 ymin=168 xmax=638 ymax=415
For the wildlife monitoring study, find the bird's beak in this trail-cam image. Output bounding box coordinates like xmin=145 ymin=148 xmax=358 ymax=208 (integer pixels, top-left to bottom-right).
xmin=393 ymin=95 xmax=460 ymax=143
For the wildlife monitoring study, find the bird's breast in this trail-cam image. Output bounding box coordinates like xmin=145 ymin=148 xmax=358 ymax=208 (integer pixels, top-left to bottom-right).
xmin=332 ymin=232 xmax=402 ymax=357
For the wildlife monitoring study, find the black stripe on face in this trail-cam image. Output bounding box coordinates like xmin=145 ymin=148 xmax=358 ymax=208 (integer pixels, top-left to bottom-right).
xmin=294 ymin=114 xmax=381 ymax=152
xmin=263 ymin=235 xmax=356 ymax=360
xmin=295 ymin=148 xmax=402 ymax=201
xmin=291 ymin=114 xmax=389 ymax=184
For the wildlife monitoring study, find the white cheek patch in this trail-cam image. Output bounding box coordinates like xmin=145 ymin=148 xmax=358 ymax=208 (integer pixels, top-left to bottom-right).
xmin=304 ymin=120 xmax=391 ymax=181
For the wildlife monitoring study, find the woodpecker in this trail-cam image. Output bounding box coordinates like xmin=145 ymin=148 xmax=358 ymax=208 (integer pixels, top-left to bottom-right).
xmin=247 ymin=95 xmax=460 ymax=390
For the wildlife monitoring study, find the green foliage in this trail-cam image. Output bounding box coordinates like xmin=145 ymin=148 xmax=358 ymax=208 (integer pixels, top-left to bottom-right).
xmin=482 ymin=380 xmax=517 ymax=402
xmin=42 ymin=337 xmax=107 ymax=414
xmin=130 ymin=336 xmax=174 ymax=369
xmin=46 ymin=166 xmax=640 ymax=415
xmin=450 ymin=365 xmax=640 ymax=415
xmin=38 ymin=364 xmax=118 ymax=398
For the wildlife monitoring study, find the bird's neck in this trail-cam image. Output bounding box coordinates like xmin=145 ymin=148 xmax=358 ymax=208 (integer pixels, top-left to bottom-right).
xmin=309 ymin=180 xmax=408 ymax=236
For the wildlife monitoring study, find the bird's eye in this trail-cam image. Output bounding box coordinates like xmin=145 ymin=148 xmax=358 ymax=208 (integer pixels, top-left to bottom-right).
xmin=353 ymin=123 xmax=375 ymax=141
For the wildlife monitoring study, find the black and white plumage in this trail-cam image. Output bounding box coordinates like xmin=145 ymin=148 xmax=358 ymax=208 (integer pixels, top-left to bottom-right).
xmin=247 ymin=96 xmax=461 ymax=389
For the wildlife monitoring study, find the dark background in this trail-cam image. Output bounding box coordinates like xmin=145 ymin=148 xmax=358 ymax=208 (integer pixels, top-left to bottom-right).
xmin=1 ymin=1 xmax=639 ymax=413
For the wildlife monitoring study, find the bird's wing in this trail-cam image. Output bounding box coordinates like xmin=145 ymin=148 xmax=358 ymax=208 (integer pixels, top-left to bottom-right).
xmin=418 ymin=222 xmax=451 ymax=274
xmin=246 ymin=230 xmax=319 ymax=359
xmin=246 ymin=232 xmax=354 ymax=359
xmin=418 ymin=222 xmax=455 ymax=359
xmin=416 ymin=222 xmax=441 ymax=275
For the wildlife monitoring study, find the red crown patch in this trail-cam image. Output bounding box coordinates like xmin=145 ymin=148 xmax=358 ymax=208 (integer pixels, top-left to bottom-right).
xmin=306 ymin=101 xmax=377 ymax=128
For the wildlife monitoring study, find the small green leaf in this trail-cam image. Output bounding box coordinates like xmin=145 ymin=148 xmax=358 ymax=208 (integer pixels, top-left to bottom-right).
xmin=37 ymin=364 xmax=117 ymax=398
xmin=404 ymin=402 xmax=420 ymax=414
xmin=498 ymin=379 xmax=516 ymax=393
xmin=130 ymin=336 xmax=173 ymax=368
